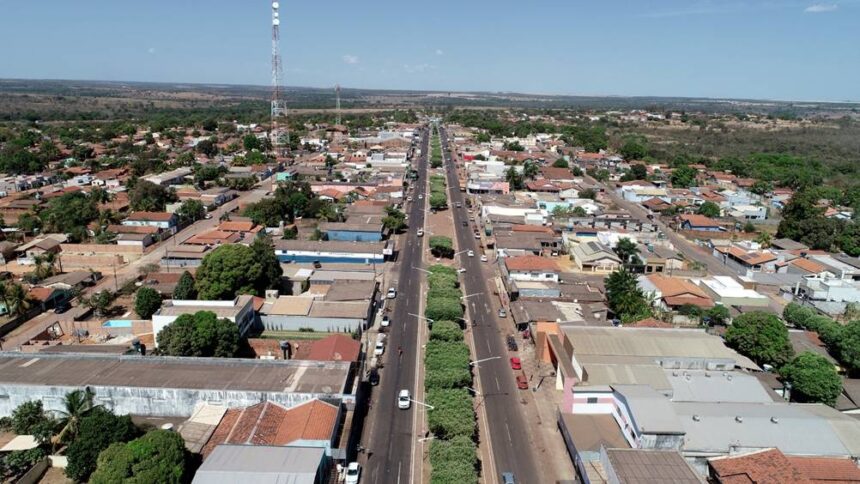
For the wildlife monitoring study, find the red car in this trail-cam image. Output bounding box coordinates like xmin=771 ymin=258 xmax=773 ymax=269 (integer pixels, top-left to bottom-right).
xmin=510 ymin=357 xmax=522 ymax=370
xmin=516 ymin=373 xmax=529 ymax=390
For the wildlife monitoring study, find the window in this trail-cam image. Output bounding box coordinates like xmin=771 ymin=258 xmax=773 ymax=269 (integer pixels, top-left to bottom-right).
xmin=587 ymin=397 xmax=598 ymax=404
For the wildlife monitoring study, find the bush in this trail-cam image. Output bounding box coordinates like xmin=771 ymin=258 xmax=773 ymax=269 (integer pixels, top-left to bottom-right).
xmin=65 ymin=408 xmax=140 ymax=482
xmin=156 ymin=310 xmax=241 ymax=357
xmin=426 ymin=388 xmax=476 ymax=440
xmin=425 ymin=297 xmax=464 ymax=322
xmin=429 ymin=320 xmax=463 ymax=342
xmin=429 ymin=436 xmax=478 ymax=484
xmin=429 ymin=193 xmax=448 ymax=210
xmin=134 ymin=287 xmax=162 ymax=319
xmin=90 ymin=430 xmax=187 ymax=484
xmin=425 ymin=340 xmax=472 ymax=388
xmin=429 ymin=236 xmax=454 ymax=258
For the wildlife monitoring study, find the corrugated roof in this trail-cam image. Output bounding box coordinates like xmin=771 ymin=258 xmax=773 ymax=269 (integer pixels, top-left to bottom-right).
xmin=605 ymin=449 xmax=704 ymax=484
xmin=269 ymin=296 xmax=314 ymax=316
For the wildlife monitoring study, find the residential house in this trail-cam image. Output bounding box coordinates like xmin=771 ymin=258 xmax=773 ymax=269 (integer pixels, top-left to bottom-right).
xmin=678 ymin=214 xmax=726 ymax=232
xmin=571 ymin=241 xmax=622 ymax=273
xmin=15 ymin=237 xmax=61 ymax=265
xmin=122 ymin=212 xmax=178 ymax=232
xmin=504 ymin=255 xmax=561 ymax=283
xmin=638 ymin=275 xmax=714 ymax=311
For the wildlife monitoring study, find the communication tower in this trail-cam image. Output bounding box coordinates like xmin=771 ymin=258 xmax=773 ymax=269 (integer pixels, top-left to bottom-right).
xmin=270 ymin=1 xmax=289 ymax=158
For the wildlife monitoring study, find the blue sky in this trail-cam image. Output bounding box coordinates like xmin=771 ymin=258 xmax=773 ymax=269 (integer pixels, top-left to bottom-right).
xmin=0 ymin=0 xmax=858 ymax=101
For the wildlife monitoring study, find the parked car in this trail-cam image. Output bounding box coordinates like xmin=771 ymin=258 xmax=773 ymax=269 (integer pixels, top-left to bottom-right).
xmin=457 ymin=268 xmax=467 ymax=274
xmin=480 ymin=255 xmax=488 ymax=262
xmin=381 ymin=315 xmax=390 ymax=328
xmin=506 ymin=335 xmax=518 ymax=351
xmin=407 ymin=196 xmax=413 ymax=202
xmin=516 ymin=373 xmax=529 ymax=390
xmin=374 ymin=341 xmax=385 ymax=356
xmin=387 ymin=287 xmax=397 ymax=299
xmin=474 ymin=232 xmax=481 ymax=239
xmin=417 ymin=228 xmax=424 ymax=237
xmin=345 ymin=462 xmax=361 ymax=484
xmin=461 ymin=220 xmax=468 ymax=227
xmin=368 ymin=368 xmax=380 ymax=386
xmin=418 ymin=194 xmax=423 ymax=200
xmin=398 ymin=389 xmax=411 ymax=409
xmin=498 ymin=308 xmax=507 ymax=318
xmin=510 ymin=357 xmax=522 ymax=370
xmin=455 ymin=202 xmax=462 ymax=208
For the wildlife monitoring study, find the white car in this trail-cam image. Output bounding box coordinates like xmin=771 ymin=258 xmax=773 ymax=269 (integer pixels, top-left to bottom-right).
xmin=480 ymin=255 xmax=488 ymax=262
xmin=418 ymin=194 xmax=424 ymax=200
xmin=381 ymin=315 xmax=390 ymax=327
xmin=467 ymin=250 xmax=474 ymax=257
xmin=374 ymin=341 xmax=385 ymax=356
xmin=345 ymin=462 xmax=361 ymax=484
xmin=398 ymin=389 xmax=411 ymax=410
xmin=457 ymin=268 xmax=467 ymax=274
xmin=407 ymin=196 xmax=413 ymax=202
xmin=417 ymin=228 xmax=424 ymax=237
xmin=387 ymin=288 xmax=397 ymax=299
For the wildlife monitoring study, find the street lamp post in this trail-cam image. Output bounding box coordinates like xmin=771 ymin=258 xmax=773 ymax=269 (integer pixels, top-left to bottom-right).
xmin=470 ymin=356 xmax=501 ymax=367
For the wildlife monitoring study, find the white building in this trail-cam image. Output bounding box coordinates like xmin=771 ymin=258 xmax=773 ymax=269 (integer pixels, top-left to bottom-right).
xmin=151 ymin=296 xmax=256 ymax=346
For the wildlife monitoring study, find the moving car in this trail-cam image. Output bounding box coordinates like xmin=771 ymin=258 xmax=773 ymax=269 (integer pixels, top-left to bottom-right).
xmin=387 ymin=287 xmax=397 ymax=299
xmin=455 ymin=202 xmax=462 ymax=208
xmin=510 ymin=357 xmax=522 ymax=370
xmin=417 ymin=228 xmax=424 ymax=237
xmin=501 ymin=472 xmax=516 ymax=484
xmin=407 ymin=196 xmax=413 ymax=202
xmin=345 ymin=462 xmax=361 ymax=484
xmin=461 ymin=220 xmax=468 ymax=227
xmin=516 ymin=373 xmax=529 ymax=390
xmin=467 ymin=250 xmax=474 ymax=257
xmin=398 ymin=389 xmax=411 ymax=409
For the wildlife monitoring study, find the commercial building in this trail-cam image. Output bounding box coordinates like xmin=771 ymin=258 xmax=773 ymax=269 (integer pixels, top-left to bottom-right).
xmin=694 ymin=276 xmax=770 ymax=307
xmin=193 ymin=445 xmax=329 ymax=484
xmin=274 ymin=240 xmax=386 ymax=264
xmin=152 ymin=296 xmax=256 ymax=346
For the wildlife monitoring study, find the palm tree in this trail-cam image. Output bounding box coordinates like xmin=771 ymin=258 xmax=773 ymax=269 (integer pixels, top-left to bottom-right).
xmin=614 ymin=237 xmax=640 ymax=264
xmin=0 ymin=283 xmax=8 ymax=316
xmin=6 ymin=283 xmax=30 ymax=317
xmin=52 ymin=388 xmax=98 ymax=446
xmin=522 ymin=160 xmax=539 ymax=180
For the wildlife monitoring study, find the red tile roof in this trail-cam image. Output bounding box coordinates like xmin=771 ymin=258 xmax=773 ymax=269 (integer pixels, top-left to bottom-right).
xmin=27 ymin=287 xmax=57 ymax=302
xmin=504 ymin=255 xmax=560 ymax=272
xmin=511 ymin=225 xmax=555 ymax=235
xmin=680 ymin=214 xmax=723 ymax=228
xmin=126 ymin=211 xmax=175 ymax=222
xmin=787 ymin=455 xmax=860 ymax=483
xmin=628 ymin=317 xmax=673 ymax=328
xmin=297 ymin=334 xmax=361 ymax=362
xmin=710 ymin=448 xmax=812 ymax=484
xmin=201 ymin=399 xmax=339 ymax=458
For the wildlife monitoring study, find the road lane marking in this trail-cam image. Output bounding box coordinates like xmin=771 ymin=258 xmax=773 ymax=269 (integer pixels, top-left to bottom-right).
xmin=495 ymin=376 xmax=501 ymax=391
xmin=506 ymin=423 xmax=513 ymax=443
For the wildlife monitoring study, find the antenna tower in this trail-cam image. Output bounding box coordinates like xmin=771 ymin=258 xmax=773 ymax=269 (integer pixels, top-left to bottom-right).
xmin=270 ymin=1 xmax=289 ymax=158
xmin=335 ymin=84 xmax=342 ymax=126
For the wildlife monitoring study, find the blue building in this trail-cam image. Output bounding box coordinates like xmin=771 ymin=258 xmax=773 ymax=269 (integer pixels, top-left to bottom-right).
xmin=319 ymin=222 xmax=383 ymax=242
xmin=274 ymin=239 xmax=386 ymax=264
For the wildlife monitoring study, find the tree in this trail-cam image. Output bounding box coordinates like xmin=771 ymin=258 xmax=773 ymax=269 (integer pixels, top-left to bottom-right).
xmin=134 ymin=287 xmax=162 ymax=319
xmin=505 ymin=167 xmax=524 ymax=190
xmin=725 ymin=312 xmax=794 ymax=367
xmin=129 ymin=180 xmax=176 ymax=212
xmin=5 ymin=282 xmax=32 ymax=317
xmin=90 ymin=430 xmax=187 ymax=484
xmin=604 ymin=268 xmax=652 ymax=323
xmin=755 ymin=232 xmax=772 ymax=247
xmin=837 ymin=321 xmax=860 ymax=375
xmin=251 ymin=235 xmax=282 ymax=294
xmin=622 ymin=164 xmax=647 ymax=181
xmin=429 ymin=236 xmax=455 ymax=258
xmin=157 ymin=310 xmax=241 ymax=357
xmin=16 ymin=212 xmax=42 ymax=234
xmin=429 ymin=192 xmax=448 ymax=210
xmin=382 ymin=205 xmax=407 ymax=233
xmin=175 ymin=199 xmax=205 ymax=225
xmin=82 ymin=291 xmax=114 ymax=317
xmin=522 ymin=160 xmax=539 ymax=180
xmin=173 ymin=271 xmax=196 ymax=300
xmin=195 ymin=244 xmax=263 ymax=300
xmin=243 ymin=198 xmax=285 ymax=227
xmin=697 ymin=201 xmax=721 ymax=218
xmin=430 ymin=320 xmax=463 ymax=342
xmin=619 ymin=137 xmax=647 ymax=160
xmin=703 ymin=305 xmax=730 ymax=326
xmin=6 ymin=400 xmax=57 ymax=445
xmin=671 ymin=165 xmax=697 ymax=188
xmin=243 ymin=134 xmax=261 ymax=151
xmin=425 ymin=298 xmax=464 ymax=322
xmin=780 ymin=352 xmax=842 ymax=406
xmin=39 ymin=192 xmax=99 ymax=240
xmin=552 ymin=158 xmax=569 ymax=168
xmin=579 ymin=188 xmax=597 ymax=200
xmin=613 ymin=238 xmax=639 ymax=264
xmin=195 ymin=138 xmax=218 ymax=157
xmin=426 ymin=388 xmax=475 ymax=440
xmin=53 ymin=388 xmax=98 ymax=446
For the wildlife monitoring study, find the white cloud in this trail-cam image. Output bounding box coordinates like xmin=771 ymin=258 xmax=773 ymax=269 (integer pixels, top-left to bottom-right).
xmin=342 ymin=54 xmax=359 ymax=65
xmin=435 ymin=49 xmax=444 ymax=56
xmin=804 ymin=3 xmax=838 ymax=12
xmin=147 ymin=47 xmax=156 ymax=55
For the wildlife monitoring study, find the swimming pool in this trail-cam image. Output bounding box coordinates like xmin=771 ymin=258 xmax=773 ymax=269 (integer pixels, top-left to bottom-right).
xmin=102 ymin=320 xmax=133 ymax=328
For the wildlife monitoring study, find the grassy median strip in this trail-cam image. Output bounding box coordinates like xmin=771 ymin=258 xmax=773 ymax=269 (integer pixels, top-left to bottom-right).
xmin=424 ymin=264 xmax=478 ymax=484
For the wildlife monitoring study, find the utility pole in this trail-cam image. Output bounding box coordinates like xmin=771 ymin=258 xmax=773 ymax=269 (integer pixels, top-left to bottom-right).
xmin=335 ymin=84 xmax=342 ymax=126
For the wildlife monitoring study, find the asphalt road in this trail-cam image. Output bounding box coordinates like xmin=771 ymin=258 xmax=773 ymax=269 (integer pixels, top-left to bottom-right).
xmin=438 ymin=125 xmax=541 ymax=483
xmin=364 ymin=128 xmax=429 ymax=484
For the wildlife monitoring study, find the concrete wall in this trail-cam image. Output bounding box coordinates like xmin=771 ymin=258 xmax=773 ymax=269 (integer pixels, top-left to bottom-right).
xmin=0 ymin=383 xmax=345 ymax=418
xmin=325 ymin=230 xmax=383 ymax=242
xmin=260 ymin=315 xmax=365 ymax=333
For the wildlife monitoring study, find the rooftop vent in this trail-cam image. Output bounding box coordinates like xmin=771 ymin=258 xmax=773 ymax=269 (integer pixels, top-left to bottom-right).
xmin=692 ymin=415 xmax=701 ymax=422
xmin=735 ymin=416 xmax=744 ymax=423
xmin=771 ymin=417 xmax=779 ymax=424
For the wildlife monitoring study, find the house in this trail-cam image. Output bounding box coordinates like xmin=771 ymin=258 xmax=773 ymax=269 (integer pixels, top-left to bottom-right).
xmin=193 ymin=445 xmax=330 ymax=484
xmin=638 ymin=275 xmax=714 ymax=311
xmin=201 ymin=399 xmax=340 ymax=458
xmin=294 ymin=334 xmax=361 ymax=362
xmin=709 ymin=447 xmax=860 ymax=484
xmin=641 ymin=246 xmax=685 ymax=274
xmin=142 ymin=167 xmax=192 ymax=186
xmin=151 ymin=296 xmax=256 ymax=347
xmin=27 ymin=286 xmax=68 ymax=311
xmin=728 ymin=204 xmax=767 ymax=221
xmin=122 ymin=212 xmax=178 ymax=232
xmin=694 ymin=276 xmax=770 ymax=307
xmin=0 ymin=241 xmax=19 ymax=265
xmin=641 ymin=197 xmax=672 ymax=213
xmin=15 ymin=237 xmax=61 ymax=265
xmin=571 ymin=241 xmax=622 ymax=273
xmin=504 ymin=255 xmax=561 ymax=282
xmin=678 ymin=214 xmax=726 ymax=232
xmin=713 ymin=245 xmax=778 ymax=273
xmin=260 ymin=294 xmax=373 ymax=333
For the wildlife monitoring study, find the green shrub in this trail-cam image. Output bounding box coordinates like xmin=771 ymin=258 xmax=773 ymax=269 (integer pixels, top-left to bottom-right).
xmin=430 ymin=320 xmax=463 ymax=342
xmin=426 ymin=388 xmax=476 ymax=439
